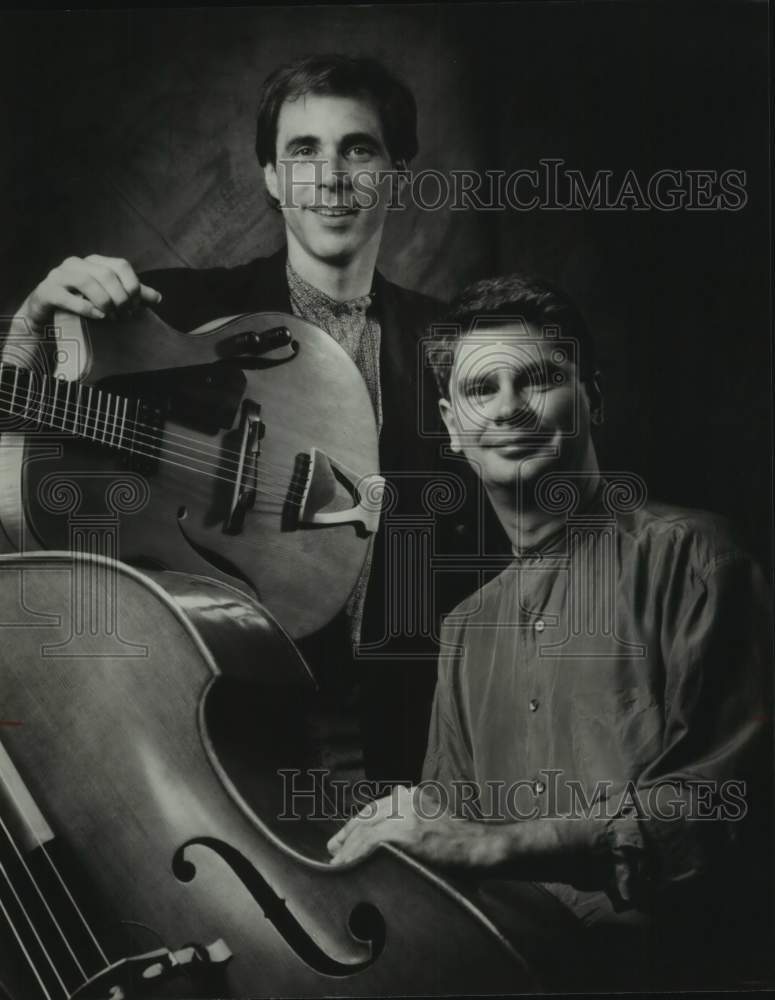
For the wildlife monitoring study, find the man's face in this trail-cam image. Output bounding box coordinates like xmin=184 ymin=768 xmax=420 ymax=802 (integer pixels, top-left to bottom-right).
xmin=263 ymin=93 xmax=395 ymax=267
xmin=439 ymin=324 xmax=595 ymax=493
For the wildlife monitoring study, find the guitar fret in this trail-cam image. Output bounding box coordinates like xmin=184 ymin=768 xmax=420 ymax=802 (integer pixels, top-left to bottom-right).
xmin=23 ymin=369 xmax=33 ymax=420
xmin=97 ymin=389 xmax=104 ymax=442
xmin=10 ymin=367 xmax=19 ymax=416
xmin=104 ymin=392 xmax=110 ymax=444
xmin=1 ymin=368 xmax=142 ymax=454
xmin=64 ymin=380 xmax=73 ymax=431
xmin=112 ymin=395 xmax=119 ymax=447
xmin=132 ymin=400 xmax=141 ymax=455
xmin=24 ymin=370 xmax=34 ymax=422
xmin=75 ymin=384 xmax=83 ymax=436
xmin=86 ymin=386 xmax=95 ymax=440
xmin=107 ymin=394 xmax=114 ymax=447
xmin=38 ymin=373 xmax=46 ymax=426
xmin=1 ymin=362 xmax=10 ymax=416
xmin=53 ymin=378 xmax=63 ymax=429
xmin=111 ymin=395 xmax=121 ymax=448
xmin=118 ymin=397 xmax=128 ymax=451
xmin=103 ymin=392 xmax=111 ymax=444
xmin=107 ymin=393 xmax=115 ymax=447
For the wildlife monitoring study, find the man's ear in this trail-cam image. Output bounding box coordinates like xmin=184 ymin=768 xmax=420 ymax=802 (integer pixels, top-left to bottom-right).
xmin=263 ymin=161 xmax=280 ymax=204
xmin=394 ymin=159 xmax=409 ymax=185
xmin=439 ymin=398 xmax=463 ymax=452
xmin=585 ymin=371 xmax=605 ymax=426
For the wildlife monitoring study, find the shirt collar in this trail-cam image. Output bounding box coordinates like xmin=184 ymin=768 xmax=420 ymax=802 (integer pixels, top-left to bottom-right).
xmin=511 ymin=477 xmax=607 ymax=560
xmin=286 ymin=260 xmax=375 ymax=317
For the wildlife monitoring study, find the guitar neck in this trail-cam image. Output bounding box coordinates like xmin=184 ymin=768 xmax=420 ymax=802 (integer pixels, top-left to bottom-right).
xmin=0 ymin=362 xmax=137 ymax=450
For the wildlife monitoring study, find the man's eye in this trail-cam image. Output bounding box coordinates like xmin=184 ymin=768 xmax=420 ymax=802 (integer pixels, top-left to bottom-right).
xmin=291 ymin=146 xmax=315 ymax=158
xmin=347 ymin=145 xmax=376 ymax=159
xmin=469 ymin=381 xmax=496 ymax=398
xmin=518 ymin=369 xmax=557 ymax=392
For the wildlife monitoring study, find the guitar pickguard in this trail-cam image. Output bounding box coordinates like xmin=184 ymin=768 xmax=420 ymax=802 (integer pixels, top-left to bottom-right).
xmin=98 ymin=362 xmax=247 ymax=436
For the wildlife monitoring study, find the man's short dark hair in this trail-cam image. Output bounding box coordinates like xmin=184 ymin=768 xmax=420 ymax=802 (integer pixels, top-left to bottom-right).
xmin=429 ymin=273 xmax=600 ymax=400
xmin=255 ymin=53 xmax=418 ymax=167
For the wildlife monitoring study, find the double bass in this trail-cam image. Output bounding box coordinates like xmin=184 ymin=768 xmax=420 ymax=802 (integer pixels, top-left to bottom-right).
xmin=0 ymin=551 xmax=567 ymax=998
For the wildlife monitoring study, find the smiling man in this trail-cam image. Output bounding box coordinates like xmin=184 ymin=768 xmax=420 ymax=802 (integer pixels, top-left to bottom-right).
xmin=9 ymin=54 xmax=462 ymax=789
xmin=328 ymin=273 xmax=772 ymax=989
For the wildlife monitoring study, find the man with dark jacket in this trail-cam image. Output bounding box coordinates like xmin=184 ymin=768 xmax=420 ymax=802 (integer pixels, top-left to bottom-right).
xmin=10 ymin=54 xmax=488 ymax=791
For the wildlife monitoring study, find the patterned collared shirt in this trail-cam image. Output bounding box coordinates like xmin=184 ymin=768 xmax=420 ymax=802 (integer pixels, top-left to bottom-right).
xmin=286 ymin=261 xmax=383 ymax=432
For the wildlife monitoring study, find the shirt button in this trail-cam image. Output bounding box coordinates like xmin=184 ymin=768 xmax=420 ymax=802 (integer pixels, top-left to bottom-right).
xmin=529 ymin=699 xmax=540 ymax=712
xmin=534 ymin=780 xmax=546 ymax=795
xmin=534 ymin=619 xmax=545 ymax=633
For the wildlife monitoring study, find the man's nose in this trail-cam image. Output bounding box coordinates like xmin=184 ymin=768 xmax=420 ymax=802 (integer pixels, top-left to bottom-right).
xmin=319 ymin=152 xmax=351 ymax=188
xmin=492 ymin=383 xmax=532 ymax=425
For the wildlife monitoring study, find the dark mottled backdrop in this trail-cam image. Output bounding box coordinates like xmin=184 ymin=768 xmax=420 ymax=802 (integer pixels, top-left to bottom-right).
xmin=0 ymin=2 xmax=770 ymax=568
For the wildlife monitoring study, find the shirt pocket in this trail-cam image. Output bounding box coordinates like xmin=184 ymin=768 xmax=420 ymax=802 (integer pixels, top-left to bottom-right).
xmin=570 ymin=687 xmax=664 ymax=786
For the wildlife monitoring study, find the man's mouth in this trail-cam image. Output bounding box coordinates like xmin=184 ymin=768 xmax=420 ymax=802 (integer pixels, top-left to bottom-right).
xmin=308 ymin=205 xmax=359 ymax=216
xmin=483 ymin=437 xmax=545 ymax=452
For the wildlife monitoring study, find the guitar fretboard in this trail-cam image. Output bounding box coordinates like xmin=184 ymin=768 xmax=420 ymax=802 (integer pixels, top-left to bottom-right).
xmin=0 ymin=363 xmax=140 ymax=452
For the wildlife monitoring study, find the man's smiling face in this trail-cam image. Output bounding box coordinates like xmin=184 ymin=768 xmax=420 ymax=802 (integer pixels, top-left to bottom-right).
xmin=439 ymin=324 xmax=594 ymax=493
xmin=263 ymin=93 xmax=395 ymax=268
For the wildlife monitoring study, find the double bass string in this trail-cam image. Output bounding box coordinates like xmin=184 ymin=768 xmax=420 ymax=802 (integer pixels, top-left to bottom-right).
xmin=0 ymin=818 xmax=74 ymax=997
xmin=0 ymin=768 xmax=109 ymax=989
xmin=0 ymin=886 xmax=58 ymax=1000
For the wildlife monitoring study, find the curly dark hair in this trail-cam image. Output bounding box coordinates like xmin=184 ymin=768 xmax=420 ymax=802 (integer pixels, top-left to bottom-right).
xmin=429 ymin=273 xmax=599 ymax=399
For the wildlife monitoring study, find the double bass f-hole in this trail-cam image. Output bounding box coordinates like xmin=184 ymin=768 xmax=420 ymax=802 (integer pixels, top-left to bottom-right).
xmin=173 ymin=838 xmax=385 ymax=976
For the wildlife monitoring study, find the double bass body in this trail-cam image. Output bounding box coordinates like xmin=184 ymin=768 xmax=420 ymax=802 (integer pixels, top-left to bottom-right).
xmin=0 ymin=553 xmax=532 ymax=998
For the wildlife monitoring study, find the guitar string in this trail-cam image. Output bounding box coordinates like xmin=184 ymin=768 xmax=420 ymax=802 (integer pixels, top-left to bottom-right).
xmin=2 ymin=367 xmax=370 ymax=515
xmin=0 ymin=389 xmax=306 ymax=507
xmin=0 ymin=362 xmax=300 ymax=477
xmin=0 ymin=376 xmax=307 ymax=494
xmin=0 ymin=382 xmax=313 ymax=504
xmin=0 ymin=365 xmax=314 ymax=480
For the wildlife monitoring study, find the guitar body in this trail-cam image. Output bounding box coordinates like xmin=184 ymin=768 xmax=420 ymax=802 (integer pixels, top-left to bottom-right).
xmin=0 ymin=552 xmax=540 ymax=997
xmin=0 ymin=309 xmax=382 ymax=639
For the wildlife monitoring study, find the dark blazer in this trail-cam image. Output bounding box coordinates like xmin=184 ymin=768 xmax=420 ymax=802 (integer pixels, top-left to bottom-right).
xmin=141 ymin=247 xmax=501 ymax=781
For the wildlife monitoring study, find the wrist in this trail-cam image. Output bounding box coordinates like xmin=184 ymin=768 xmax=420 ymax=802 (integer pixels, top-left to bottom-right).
xmin=22 ymin=292 xmax=49 ymax=333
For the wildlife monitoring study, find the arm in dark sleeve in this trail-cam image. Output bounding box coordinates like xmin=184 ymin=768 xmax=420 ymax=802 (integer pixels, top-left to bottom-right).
xmin=601 ymin=551 xmax=772 ymax=902
xmin=421 ymin=617 xmax=479 ymax=813
xmin=139 ymin=266 xmax=239 ymax=332
xmin=487 ymin=552 xmax=771 ymax=904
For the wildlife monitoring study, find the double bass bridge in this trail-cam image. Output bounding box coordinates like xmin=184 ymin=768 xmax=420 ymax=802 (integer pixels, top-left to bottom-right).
xmin=70 ymin=939 xmax=233 ymax=999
